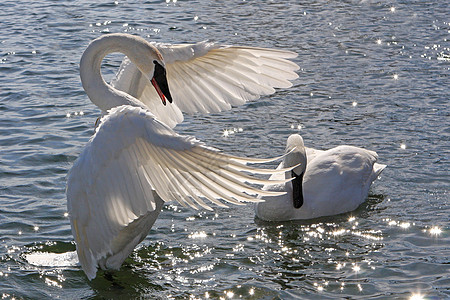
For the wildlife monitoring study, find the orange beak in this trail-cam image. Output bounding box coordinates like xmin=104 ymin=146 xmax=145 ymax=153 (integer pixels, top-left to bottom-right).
xmin=151 ymin=61 xmax=173 ymax=105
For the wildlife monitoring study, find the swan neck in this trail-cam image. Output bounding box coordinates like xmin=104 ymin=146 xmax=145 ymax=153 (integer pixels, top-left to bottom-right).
xmin=284 ymin=148 xmax=307 ymax=177
xmin=291 ymin=170 xmax=304 ymax=209
xmin=80 ymin=34 xmax=142 ymax=111
xmin=284 ymin=142 xmax=307 ymax=209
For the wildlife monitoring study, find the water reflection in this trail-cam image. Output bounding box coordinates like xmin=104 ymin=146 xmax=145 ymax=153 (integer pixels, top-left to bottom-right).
xmin=65 ymin=111 xmax=84 ymax=118
xmin=222 ymin=127 xmax=243 ymax=137
xmin=428 ymin=226 xmax=442 ymax=236
xmin=290 ymin=123 xmax=303 ymax=130
xmin=252 ymin=211 xmax=385 ymax=293
xmin=409 ymin=292 xmax=426 ymax=300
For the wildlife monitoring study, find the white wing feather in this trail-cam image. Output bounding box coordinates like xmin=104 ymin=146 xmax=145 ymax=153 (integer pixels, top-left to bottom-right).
xmin=67 ymin=105 xmax=290 ymax=279
xmin=111 ymin=41 xmax=299 ymax=128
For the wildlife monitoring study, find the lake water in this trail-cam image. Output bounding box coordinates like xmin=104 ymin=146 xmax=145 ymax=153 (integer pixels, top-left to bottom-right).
xmin=0 ymin=0 xmax=449 ymax=299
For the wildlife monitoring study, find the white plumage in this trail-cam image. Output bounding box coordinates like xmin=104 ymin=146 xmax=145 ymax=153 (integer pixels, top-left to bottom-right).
xmin=111 ymin=41 xmax=299 ymax=128
xmin=67 ymin=34 xmax=299 ymax=279
xmin=255 ymin=134 xmax=387 ymax=221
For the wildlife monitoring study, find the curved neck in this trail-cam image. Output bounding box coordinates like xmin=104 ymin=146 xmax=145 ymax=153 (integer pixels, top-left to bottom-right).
xmin=284 ymin=146 xmax=307 ymax=209
xmin=284 ymin=148 xmax=307 ymax=178
xmin=80 ymin=34 xmax=145 ymax=111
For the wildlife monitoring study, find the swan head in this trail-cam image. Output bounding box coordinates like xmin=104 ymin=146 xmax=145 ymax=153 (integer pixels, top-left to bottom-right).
xmin=80 ymin=33 xmax=173 ymax=110
xmin=119 ymin=35 xmax=173 ymax=105
xmin=284 ymin=134 xmax=307 ymax=176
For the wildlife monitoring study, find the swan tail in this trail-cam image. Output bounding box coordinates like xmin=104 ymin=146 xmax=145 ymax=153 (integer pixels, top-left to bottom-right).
xmin=373 ymin=163 xmax=387 ymax=180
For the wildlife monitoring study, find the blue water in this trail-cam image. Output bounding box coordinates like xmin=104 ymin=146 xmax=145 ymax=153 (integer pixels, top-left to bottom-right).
xmin=1 ymin=0 xmax=449 ymax=299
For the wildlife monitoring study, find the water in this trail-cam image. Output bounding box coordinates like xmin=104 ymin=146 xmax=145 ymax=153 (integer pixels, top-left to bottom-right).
xmin=0 ymin=0 xmax=448 ymax=298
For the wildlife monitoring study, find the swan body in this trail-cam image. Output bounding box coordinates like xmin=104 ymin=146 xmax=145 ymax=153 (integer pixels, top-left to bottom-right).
xmin=255 ymin=134 xmax=386 ymax=221
xmin=67 ymin=34 xmax=299 ymax=279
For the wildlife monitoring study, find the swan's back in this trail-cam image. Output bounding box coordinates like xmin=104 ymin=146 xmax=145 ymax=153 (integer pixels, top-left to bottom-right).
xmin=303 ymin=146 xmax=385 ymax=217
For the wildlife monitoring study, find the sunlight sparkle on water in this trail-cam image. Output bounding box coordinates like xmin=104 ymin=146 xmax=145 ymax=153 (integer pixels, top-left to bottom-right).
xmin=222 ymin=127 xmax=243 ymax=137
xmin=225 ymin=290 xmax=234 ymax=298
xmin=45 ymin=277 xmax=62 ymax=288
xmin=390 ymin=7 xmax=396 ymax=13
xmin=388 ymin=220 xmax=397 ymax=226
xmin=393 ymin=74 xmax=399 ymax=80
xmin=400 ymin=143 xmax=406 ymax=149
xmin=352 ymin=101 xmax=358 ymax=107
xmin=314 ymin=282 xmax=324 ymax=292
xmin=428 ymin=226 xmax=442 ymax=236
xmin=400 ymin=222 xmax=411 ymax=229
xmin=333 ymin=228 xmax=346 ymax=236
xmin=376 ymin=39 xmax=382 ymax=45
xmin=352 ymin=264 xmax=361 ymax=273
xmin=188 ymin=231 xmax=207 ymax=239
xmin=409 ymin=292 xmax=425 ymax=300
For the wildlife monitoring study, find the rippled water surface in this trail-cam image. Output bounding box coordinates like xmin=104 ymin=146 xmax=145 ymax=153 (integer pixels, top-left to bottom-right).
xmin=1 ymin=0 xmax=449 ymax=299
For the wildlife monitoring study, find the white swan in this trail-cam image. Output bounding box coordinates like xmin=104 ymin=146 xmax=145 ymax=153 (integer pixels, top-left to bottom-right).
xmin=255 ymin=134 xmax=386 ymax=221
xmin=67 ymin=33 xmax=299 ymax=280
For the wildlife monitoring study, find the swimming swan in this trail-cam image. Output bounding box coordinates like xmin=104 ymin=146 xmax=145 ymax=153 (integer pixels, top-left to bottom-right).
xmin=67 ymin=34 xmax=299 ymax=280
xmin=255 ymin=134 xmax=386 ymax=221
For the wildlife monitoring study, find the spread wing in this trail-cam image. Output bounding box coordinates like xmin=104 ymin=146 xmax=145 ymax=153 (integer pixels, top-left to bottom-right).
xmin=67 ymin=105 xmax=290 ymax=279
xmin=111 ymin=41 xmax=299 ymax=128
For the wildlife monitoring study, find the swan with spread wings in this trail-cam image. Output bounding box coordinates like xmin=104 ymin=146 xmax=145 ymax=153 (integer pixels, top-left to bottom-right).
xmin=67 ymin=33 xmax=300 ymax=280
